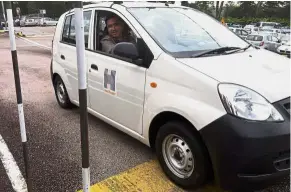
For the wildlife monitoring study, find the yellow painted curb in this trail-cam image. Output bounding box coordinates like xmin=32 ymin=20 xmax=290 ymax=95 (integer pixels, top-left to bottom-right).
xmin=15 ymin=31 xmax=26 ymax=37
xmin=77 ymin=160 xmax=224 ymax=192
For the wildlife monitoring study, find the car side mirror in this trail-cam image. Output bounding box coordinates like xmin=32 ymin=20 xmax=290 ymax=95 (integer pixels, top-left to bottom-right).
xmin=112 ymin=42 xmax=139 ymax=61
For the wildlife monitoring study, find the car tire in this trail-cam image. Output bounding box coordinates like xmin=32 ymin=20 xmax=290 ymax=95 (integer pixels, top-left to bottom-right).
xmin=155 ymin=121 xmax=211 ymax=190
xmin=53 ymin=76 xmax=73 ymax=109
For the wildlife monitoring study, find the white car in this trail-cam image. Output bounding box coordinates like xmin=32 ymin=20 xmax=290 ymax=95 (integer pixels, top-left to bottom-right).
xmin=39 ymin=17 xmax=58 ymax=26
xmin=24 ymin=17 xmax=40 ymax=26
xmin=259 ymin=28 xmax=285 ymax=38
xmin=256 ymin=21 xmax=281 ymax=28
xmin=51 ymin=2 xmax=290 ymax=191
xmin=246 ymin=34 xmax=282 ymax=53
xmin=244 ymin=25 xmax=259 ymax=34
xmin=277 ymin=41 xmax=291 ymax=58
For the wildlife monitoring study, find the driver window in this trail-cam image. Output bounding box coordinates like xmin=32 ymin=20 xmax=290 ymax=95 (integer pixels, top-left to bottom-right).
xmin=94 ymin=10 xmax=137 ymax=55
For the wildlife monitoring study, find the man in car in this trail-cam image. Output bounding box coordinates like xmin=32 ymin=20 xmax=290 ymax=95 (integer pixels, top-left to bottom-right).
xmin=101 ymin=14 xmax=135 ymax=54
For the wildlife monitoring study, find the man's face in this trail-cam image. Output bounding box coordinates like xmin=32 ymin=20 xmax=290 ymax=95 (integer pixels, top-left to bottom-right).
xmin=107 ymin=17 xmax=124 ymax=39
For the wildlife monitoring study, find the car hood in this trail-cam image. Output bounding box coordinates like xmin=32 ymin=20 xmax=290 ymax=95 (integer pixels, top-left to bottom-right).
xmin=177 ymin=49 xmax=290 ymax=103
xmin=278 ymin=45 xmax=291 ymax=51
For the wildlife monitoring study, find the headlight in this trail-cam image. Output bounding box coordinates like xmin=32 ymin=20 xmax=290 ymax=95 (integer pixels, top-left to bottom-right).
xmin=218 ymin=83 xmax=284 ymax=121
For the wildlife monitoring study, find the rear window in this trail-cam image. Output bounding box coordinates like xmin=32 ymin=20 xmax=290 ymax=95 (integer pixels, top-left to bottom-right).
xmin=61 ymin=11 xmax=92 ymax=48
xmin=246 ymin=35 xmax=263 ymax=41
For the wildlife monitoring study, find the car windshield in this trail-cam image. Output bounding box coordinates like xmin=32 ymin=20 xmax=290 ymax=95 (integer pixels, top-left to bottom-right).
xmin=246 ymin=35 xmax=263 ymax=41
xmin=128 ymin=7 xmax=248 ymax=58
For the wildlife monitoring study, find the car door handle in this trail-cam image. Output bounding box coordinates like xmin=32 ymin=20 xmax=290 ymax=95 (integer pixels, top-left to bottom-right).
xmin=61 ymin=55 xmax=65 ymax=60
xmin=91 ymin=64 xmax=98 ymax=71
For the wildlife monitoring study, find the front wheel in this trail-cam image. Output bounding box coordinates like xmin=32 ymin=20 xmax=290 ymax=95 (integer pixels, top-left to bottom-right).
xmin=53 ymin=76 xmax=73 ymax=109
xmin=155 ymin=121 xmax=212 ymax=190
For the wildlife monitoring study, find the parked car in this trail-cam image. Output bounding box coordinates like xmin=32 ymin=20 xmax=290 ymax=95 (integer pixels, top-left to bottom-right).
xmin=243 ymin=25 xmax=259 ymax=34
xmin=51 ymin=2 xmax=290 ymax=192
xmin=255 ymin=21 xmax=281 ymax=28
xmin=39 ymin=17 xmax=58 ymax=26
xmin=25 ymin=17 xmax=39 ymax=26
xmin=246 ymin=34 xmax=282 ymax=52
xmin=280 ymin=35 xmax=290 ymax=45
xmin=19 ymin=16 xmax=42 ymax=27
xmin=277 ymin=41 xmax=291 ymax=58
xmin=260 ymin=28 xmax=285 ymax=38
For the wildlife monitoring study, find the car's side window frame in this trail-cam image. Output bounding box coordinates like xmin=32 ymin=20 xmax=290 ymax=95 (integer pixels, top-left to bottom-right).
xmin=61 ymin=14 xmax=73 ymax=44
xmin=87 ymin=8 xmax=154 ymax=68
xmin=60 ymin=9 xmax=94 ymax=49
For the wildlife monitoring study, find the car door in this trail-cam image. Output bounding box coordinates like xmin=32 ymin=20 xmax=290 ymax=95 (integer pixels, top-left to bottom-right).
xmin=264 ymin=35 xmax=273 ymax=50
xmin=57 ymin=10 xmax=93 ymax=102
xmin=87 ymin=9 xmax=148 ymax=134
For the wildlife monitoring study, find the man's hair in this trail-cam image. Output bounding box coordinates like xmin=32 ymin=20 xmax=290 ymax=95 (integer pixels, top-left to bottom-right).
xmin=105 ymin=14 xmax=121 ymax=25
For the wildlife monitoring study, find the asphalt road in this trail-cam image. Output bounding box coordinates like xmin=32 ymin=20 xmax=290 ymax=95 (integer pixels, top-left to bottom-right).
xmin=0 ymin=27 xmax=290 ymax=192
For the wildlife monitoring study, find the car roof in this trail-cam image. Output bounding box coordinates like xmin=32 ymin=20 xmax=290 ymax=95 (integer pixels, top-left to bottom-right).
xmin=83 ymin=1 xmax=184 ymax=9
xmin=62 ymin=2 xmax=187 ymax=16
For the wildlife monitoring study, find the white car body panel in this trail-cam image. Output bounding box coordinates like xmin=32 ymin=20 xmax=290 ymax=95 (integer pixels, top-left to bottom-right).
xmin=177 ymin=48 xmax=290 ymax=103
xmin=142 ymin=53 xmax=226 ymax=139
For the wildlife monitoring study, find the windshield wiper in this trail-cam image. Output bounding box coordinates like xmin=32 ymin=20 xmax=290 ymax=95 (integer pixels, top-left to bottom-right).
xmin=191 ymin=46 xmax=241 ymax=58
xmin=224 ymin=44 xmax=253 ymax=55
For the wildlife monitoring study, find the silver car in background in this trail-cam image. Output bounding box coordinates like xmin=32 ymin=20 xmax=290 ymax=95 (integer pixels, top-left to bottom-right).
xmin=25 ymin=17 xmax=40 ymax=26
xmin=39 ymin=17 xmax=58 ymax=26
xmin=246 ymin=34 xmax=282 ymax=52
xmin=260 ymin=28 xmax=285 ymax=38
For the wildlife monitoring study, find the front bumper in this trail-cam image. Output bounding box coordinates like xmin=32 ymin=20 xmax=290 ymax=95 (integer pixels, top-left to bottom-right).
xmin=200 ymin=97 xmax=290 ymax=191
xmin=277 ymin=48 xmax=290 ymax=58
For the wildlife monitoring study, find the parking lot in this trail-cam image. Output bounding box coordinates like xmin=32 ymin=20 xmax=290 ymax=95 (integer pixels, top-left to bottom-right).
xmin=0 ymin=26 xmax=290 ymax=192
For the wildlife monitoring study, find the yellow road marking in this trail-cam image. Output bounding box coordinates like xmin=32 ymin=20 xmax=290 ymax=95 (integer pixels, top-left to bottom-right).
xmin=77 ymin=160 xmax=224 ymax=192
